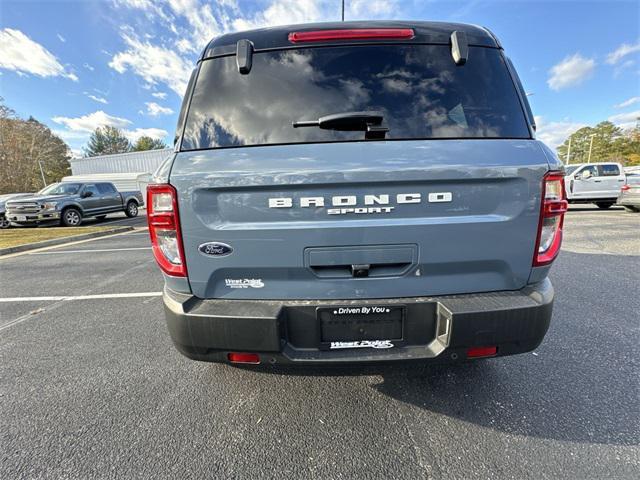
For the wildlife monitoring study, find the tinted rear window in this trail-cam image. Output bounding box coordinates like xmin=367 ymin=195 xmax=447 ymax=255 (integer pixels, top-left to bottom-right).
xmin=97 ymin=183 xmax=116 ymax=194
xmin=181 ymin=45 xmax=530 ymax=150
xmin=598 ymin=164 xmax=621 ymax=176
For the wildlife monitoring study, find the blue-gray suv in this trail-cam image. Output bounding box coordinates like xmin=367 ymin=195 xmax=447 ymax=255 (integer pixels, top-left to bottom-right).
xmin=147 ymin=21 xmax=567 ymax=366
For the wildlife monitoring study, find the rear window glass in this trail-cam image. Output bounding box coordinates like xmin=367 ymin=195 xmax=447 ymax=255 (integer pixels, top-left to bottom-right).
xmin=626 ymin=174 xmax=640 ymax=185
xmin=181 ymin=45 xmax=530 ymax=150
xmin=598 ymin=164 xmax=621 ymax=176
xmin=97 ymin=183 xmax=116 ymax=194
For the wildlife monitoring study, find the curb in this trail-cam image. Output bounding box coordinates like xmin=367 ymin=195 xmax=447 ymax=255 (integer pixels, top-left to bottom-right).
xmin=0 ymin=226 xmax=134 ymax=256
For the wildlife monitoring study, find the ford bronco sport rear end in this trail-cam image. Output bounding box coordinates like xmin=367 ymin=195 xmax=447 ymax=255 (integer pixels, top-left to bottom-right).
xmin=148 ymin=21 xmax=566 ymax=366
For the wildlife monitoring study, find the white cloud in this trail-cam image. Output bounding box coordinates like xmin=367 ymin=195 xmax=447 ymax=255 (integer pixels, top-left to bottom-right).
xmin=168 ymin=0 xmax=235 ymax=40
xmin=0 ymin=28 xmax=78 ymax=81
xmin=109 ymin=32 xmax=192 ymax=95
xmin=145 ymin=101 xmax=174 ymax=116
xmin=123 ymin=127 xmax=168 ymax=141
xmin=151 ymin=91 xmax=167 ymax=99
xmin=547 ymin=54 xmax=595 ymax=91
xmin=534 ymin=116 xmax=587 ymax=148
xmin=87 ymin=94 xmax=108 ymax=104
xmin=608 ymin=110 xmax=640 ymax=130
xmin=606 ymin=40 xmax=640 ymax=64
xmin=232 ymin=0 xmax=330 ymax=31
xmin=176 ymin=37 xmax=196 ymax=54
xmin=348 ymin=0 xmax=398 ymax=17
xmin=52 ymin=110 xmax=132 ymax=132
xmin=57 ymin=33 xmax=66 ymax=43
xmin=615 ymin=97 xmax=640 ymax=109
xmin=52 ymin=110 xmax=168 ymax=145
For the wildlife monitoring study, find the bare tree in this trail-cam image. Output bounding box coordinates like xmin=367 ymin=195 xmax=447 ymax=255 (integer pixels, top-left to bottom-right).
xmin=0 ymin=98 xmax=71 ymax=194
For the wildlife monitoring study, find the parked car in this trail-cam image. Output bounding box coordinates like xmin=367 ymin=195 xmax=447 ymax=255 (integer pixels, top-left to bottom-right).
xmin=0 ymin=193 xmax=34 ymax=228
xmin=6 ymin=182 xmax=143 ymax=227
xmin=617 ymin=174 xmax=640 ymax=212
xmin=564 ymin=162 xmax=626 ymax=209
xmin=148 ymin=21 xmax=566 ymax=366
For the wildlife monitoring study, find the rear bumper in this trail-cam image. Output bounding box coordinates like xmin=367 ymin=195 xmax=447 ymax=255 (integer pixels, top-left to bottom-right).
xmin=617 ymin=194 xmax=640 ymax=207
xmin=164 ymin=278 xmax=554 ymax=365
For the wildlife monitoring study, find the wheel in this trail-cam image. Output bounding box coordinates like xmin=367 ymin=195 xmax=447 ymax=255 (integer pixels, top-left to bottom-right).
xmin=0 ymin=216 xmax=10 ymax=229
xmin=61 ymin=208 xmax=82 ymax=227
xmin=125 ymin=201 xmax=139 ymax=218
xmin=95 ymin=215 xmax=107 ymax=220
xmin=623 ymin=206 xmax=640 ymax=213
xmin=595 ymin=202 xmax=614 ymax=209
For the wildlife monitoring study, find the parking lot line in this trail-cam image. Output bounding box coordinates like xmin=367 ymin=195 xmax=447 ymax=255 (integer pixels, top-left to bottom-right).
xmin=0 ymin=292 xmax=162 ymax=302
xmin=29 ymin=247 xmax=152 ymax=255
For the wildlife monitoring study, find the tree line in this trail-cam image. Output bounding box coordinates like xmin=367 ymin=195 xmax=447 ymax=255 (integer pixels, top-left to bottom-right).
xmin=0 ymin=99 xmax=167 ymax=194
xmin=84 ymin=126 xmax=167 ymax=157
xmin=556 ymin=121 xmax=640 ymax=166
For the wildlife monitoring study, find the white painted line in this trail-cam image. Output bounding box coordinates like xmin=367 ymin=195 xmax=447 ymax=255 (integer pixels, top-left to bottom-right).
xmin=0 ymin=292 xmax=162 ymax=303
xmin=29 ymin=247 xmax=151 ymax=255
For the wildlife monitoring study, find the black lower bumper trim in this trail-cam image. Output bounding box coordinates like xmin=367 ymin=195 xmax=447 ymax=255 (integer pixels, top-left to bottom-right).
xmin=163 ymin=278 xmax=554 ymax=365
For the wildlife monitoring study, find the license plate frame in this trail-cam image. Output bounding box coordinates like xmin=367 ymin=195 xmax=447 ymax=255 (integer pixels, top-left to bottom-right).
xmin=15 ymin=215 xmax=27 ymax=222
xmin=317 ymin=305 xmax=405 ymax=350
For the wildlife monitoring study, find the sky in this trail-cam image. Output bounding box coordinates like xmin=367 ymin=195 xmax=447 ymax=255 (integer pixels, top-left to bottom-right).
xmin=1 ymin=0 xmax=639 ymax=157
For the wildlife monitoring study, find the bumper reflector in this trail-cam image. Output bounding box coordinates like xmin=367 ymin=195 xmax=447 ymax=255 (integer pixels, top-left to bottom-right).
xmin=467 ymin=346 xmax=498 ymax=358
xmin=227 ymin=352 xmax=261 ymax=364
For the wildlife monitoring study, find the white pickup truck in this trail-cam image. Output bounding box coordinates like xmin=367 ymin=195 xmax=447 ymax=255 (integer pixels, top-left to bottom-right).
xmin=564 ymin=162 xmax=626 ymax=209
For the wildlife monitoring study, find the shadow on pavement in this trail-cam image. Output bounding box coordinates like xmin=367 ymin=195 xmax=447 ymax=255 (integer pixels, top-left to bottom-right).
xmin=231 ymin=251 xmax=639 ymax=447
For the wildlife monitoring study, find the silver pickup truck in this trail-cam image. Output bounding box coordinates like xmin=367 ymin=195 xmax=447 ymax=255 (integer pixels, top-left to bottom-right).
xmin=148 ymin=21 xmax=567 ymax=367
xmin=6 ymin=181 xmax=143 ymax=227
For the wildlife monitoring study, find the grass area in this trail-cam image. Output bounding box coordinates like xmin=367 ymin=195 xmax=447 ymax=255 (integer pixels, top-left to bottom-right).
xmin=0 ymin=226 xmax=120 ymax=249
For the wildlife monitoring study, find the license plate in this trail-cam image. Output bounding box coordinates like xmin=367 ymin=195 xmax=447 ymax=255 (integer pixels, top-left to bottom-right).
xmin=16 ymin=215 xmax=27 ymax=222
xmin=318 ymin=305 xmax=404 ymax=349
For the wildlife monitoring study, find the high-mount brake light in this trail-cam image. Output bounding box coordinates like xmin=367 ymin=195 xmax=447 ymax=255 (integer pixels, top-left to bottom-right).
xmin=533 ymin=171 xmax=568 ymax=266
xmin=147 ymin=184 xmax=187 ymax=277
xmin=288 ymin=28 xmax=415 ymax=43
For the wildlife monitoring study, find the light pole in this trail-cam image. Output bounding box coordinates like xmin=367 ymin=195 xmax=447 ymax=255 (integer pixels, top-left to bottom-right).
xmin=587 ymin=133 xmax=596 ymax=163
xmin=37 ymin=160 xmax=47 ymax=187
xmin=341 ymin=0 xmax=344 ymax=21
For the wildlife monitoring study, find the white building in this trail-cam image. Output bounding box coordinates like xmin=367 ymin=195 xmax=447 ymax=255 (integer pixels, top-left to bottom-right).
xmin=65 ymin=148 xmax=173 ymax=194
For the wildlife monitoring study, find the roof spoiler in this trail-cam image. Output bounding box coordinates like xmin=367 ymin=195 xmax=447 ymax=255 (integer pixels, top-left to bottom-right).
xmin=236 ymin=39 xmax=254 ymax=74
xmin=450 ymin=31 xmax=468 ymax=66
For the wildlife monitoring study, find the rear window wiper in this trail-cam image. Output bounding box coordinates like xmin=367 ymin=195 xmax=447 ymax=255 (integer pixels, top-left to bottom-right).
xmin=292 ymin=111 xmax=389 ymax=139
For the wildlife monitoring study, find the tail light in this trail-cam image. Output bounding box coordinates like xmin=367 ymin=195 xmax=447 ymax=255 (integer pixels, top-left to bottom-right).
xmin=533 ymin=171 xmax=568 ymax=266
xmin=288 ymin=28 xmax=414 ymax=43
xmin=147 ymin=184 xmax=187 ymax=277
xmin=621 ymin=184 xmax=630 ymax=191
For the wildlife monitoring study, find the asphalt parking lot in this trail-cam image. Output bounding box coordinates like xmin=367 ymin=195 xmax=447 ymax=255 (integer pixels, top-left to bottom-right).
xmin=1 ymin=205 xmax=638 ymax=479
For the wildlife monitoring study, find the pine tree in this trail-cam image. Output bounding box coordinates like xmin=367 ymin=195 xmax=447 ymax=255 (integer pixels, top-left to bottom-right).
xmin=84 ymin=126 xmax=131 ymax=157
xmin=132 ymin=136 xmax=167 ymax=151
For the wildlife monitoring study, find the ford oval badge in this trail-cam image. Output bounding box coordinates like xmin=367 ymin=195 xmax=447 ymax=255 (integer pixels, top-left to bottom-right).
xmin=198 ymin=242 xmax=233 ymax=257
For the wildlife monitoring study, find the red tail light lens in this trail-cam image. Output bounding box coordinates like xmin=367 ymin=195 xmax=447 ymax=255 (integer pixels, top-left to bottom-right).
xmin=288 ymin=28 xmax=414 ymax=43
xmin=533 ymin=172 xmax=568 ymax=266
xmin=621 ymin=184 xmax=630 ymax=191
xmin=147 ymin=184 xmax=187 ymax=277
xmin=227 ymin=352 xmax=260 ymax=364
xmin=467 ymin=346 xmax=498 ymax=358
